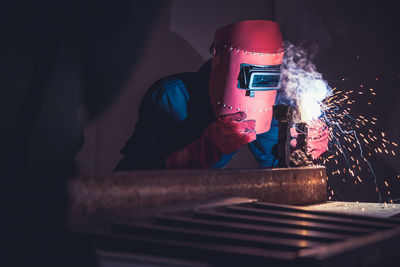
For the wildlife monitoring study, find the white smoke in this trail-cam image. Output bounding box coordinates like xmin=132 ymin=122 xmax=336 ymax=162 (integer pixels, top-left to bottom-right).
xmin=279 ymin=41 xmax=332 ymax=123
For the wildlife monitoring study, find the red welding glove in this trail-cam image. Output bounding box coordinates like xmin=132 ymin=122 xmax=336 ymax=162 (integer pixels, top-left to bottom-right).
xmin=165 ymin=111 xmax=256 ymax=169
xmin=290 ymin=119 xmax=329 ymax=159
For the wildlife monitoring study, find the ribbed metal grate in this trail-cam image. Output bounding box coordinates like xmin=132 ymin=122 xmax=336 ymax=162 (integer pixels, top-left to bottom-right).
xmin=107 ymin=200 xmax=400 ymax=266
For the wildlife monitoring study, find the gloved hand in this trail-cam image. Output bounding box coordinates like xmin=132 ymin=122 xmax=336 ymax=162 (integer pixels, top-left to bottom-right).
xmin=290 ymin=119 xmax=329 ymax=159
xmin=166 ymin=111 xmax=256 ymax=169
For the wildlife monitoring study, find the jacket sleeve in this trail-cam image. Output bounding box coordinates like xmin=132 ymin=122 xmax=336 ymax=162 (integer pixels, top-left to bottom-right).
xmin=247 ymin=117 xmax=280 ymax=168
xmin=114 ymin=78 xmax=191 ymax=170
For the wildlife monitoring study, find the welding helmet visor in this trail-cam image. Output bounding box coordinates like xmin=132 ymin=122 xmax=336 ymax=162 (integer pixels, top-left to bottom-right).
xmin=237 ymin=63 xmax=281 ymax=96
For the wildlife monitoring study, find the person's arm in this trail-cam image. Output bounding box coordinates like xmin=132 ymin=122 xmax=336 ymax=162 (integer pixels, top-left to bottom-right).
xmin=247 ymin=118 xmax=280 ymax=168
xmin=166 ymin=111 xmax=256 ymax=169
xmin=115 ymin=78 xmax=192 ymax=170
xmin=247 ymin=117 xmax=329 ymax=168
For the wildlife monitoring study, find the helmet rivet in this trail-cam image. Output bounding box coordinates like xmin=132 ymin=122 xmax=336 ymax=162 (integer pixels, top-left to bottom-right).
xmin=210 ymin=47 xmax=216 ymax=55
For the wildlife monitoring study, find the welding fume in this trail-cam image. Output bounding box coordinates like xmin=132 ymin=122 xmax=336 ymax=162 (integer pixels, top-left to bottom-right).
xmin=115 ymin=20 xmax=329 ymax=171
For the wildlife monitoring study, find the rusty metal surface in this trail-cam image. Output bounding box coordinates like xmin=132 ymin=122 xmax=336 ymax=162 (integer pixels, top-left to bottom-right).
xmin=68 ymin=166 xmax=327 ymax=214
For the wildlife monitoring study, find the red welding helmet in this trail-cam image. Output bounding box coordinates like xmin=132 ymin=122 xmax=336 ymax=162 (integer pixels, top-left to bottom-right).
xmin=209 ymin=20 xmax=284 ymax=134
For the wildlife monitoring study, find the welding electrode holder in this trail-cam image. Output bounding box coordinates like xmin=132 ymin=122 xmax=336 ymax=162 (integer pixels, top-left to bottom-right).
xmin=291 ymin=122 xmax=312 ymax=167
xmin=273 ymin=105 xmax=312 ymax=167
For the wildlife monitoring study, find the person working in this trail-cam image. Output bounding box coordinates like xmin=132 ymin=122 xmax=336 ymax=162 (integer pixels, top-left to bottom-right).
xmin=115 ymin=20 xmax=328 ymax=170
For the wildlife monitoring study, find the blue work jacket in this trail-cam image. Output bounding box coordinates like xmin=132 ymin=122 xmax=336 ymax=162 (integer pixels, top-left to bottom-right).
xmin=115 ymin=61 xmax=281 ymax=170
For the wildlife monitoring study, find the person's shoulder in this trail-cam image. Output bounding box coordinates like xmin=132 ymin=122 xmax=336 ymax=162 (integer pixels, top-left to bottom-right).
xmin=147 ymin=73 xmax=195 ymax=103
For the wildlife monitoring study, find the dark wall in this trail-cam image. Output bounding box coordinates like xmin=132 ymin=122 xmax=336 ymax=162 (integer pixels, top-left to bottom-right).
xmin=0 ymin=1 xmax=164 ymax=174
xmin=1 ymin=1 xmax=165 ymax=265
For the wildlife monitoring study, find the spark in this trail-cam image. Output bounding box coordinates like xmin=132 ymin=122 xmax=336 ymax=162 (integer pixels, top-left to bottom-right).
xmin=315 ymin=75 xmax=400 ymax=203
xmin=321 ymin=104 xmax=383 ymax=201
xmin=282 ymin=44 xmax=399 ymax=203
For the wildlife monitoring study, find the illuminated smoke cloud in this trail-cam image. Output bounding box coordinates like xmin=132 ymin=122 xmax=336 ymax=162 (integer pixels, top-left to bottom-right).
xmin=279 ymin=41 xmax=332 ymax=123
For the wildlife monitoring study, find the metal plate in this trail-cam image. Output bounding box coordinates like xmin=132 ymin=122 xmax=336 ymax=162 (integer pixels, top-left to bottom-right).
xmin=70 ymin=198 xmax=400 ymax=266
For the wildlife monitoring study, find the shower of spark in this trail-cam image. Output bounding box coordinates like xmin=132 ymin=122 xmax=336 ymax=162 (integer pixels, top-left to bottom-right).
xmin=280 ymin=43 xmax=400 ymax=203
xmin=320 ymin=79 xmax=399 ymax=203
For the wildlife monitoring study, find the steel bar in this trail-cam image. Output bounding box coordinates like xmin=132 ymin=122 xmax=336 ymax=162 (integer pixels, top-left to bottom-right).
xmin=112 ymin=221 xmax=322 ymax=251
xmin=72 ymin=228 xmax=297 ymax=266
xmin=156 ymin=215 xmax=347 ymax=243
xmin=225 ymin=206 xmax=394 ymax=230
xmin=68 ymin=166 xmax=327 ymax=214
xmin=193 ymin=210 xmax=373 ymax=235
xmin=251 ymin=202 xmax=400 ymax=224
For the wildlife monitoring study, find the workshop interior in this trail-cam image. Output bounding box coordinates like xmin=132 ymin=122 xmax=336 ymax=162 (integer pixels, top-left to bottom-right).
xmin=2 ymin=0 xmax=400 ymax=266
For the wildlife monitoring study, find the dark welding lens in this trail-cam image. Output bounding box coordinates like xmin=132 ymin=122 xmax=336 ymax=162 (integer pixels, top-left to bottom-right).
xmin=249 ymin=72 xmax=280 ymax=89
xmin=237 ymin=63 xmax=281 ymax=91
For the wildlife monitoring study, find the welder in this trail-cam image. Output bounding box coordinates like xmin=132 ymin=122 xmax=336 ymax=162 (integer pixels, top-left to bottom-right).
xmin=115 ymin=20 xmax=328 ymax=170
